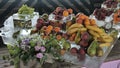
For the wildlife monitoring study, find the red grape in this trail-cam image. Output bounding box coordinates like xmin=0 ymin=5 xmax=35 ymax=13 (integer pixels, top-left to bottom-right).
xmin=36 ymin=18 xmax=44 ymax=30
xmin=103 ymin=0 xmax=118 ymax=8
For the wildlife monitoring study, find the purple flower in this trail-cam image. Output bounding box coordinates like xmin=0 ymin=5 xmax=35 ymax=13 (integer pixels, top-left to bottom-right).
xmin=22 ymin=39 xmax=30 ymax=45
xmin=35 ymin=46 xmax=41 ymax=51
xmin=40 ymin=46 xmax=46 ymax=52
xmin=36 ymin=53 xmax=43 ymax=59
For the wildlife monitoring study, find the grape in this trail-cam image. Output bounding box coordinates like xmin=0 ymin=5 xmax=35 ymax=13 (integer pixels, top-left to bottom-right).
xmin=18 ymin=4 xmax=34 ymax=15
xmin=103 ymin=0 xmax=118 ymax=8
xmin=52 ymin=7 xmax=71 ymax=20
xmin=36 ymin=18 xmax=44 ymax=30
xmin=36 ymin=23 xmax=42 ymax=30
xmin=93 ymin=8 xmax=113 ymax=20
xmin=106 ymin=10 xmax=113 ymax=16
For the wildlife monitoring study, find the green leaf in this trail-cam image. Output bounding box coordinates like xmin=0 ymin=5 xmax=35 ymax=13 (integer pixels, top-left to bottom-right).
xmin=40 ymin=55 xmax=47 ymax=65
xmin=20 ymin=52 xmax=30 ymax=64
xmin=14 ymin=56 xmax=20 ymax=68
xmin=30 ymin=40 xmax=36 ymax=47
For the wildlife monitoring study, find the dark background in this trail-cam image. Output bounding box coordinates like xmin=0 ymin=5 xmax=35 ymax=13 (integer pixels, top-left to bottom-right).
xmin=0 ymin=0 xmax=105 ymax=46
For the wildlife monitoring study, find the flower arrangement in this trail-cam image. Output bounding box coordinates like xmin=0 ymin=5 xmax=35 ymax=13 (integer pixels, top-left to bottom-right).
xmin=6 ymin=25 xmax=71 ymax=68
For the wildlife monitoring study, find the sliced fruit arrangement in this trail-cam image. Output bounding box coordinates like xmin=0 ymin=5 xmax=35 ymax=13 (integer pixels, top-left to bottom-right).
xmin=32 ymin=19 xmax=71 ymax=55
xmin=76 ymin=13 xmax=97 ymax=26
xmin=113 ymin=9 xmax=120 ymax=24
xmin=67 ymin=23 xmax=87 ymax=35
xmin=3 ymin=0 xmax=120 ymax=64
xmin=30 ymin=7 xmax=118 ymax=61
xmin=67 ymin=13 xmax=116 ymax=58
xmin=52 ymin=7 xmax=73 ymax=20
xmin=93 ymin=8 xmax=114 ymax=20
xmin=102 ymin=0 xmax=118 ymax=9
xmin=86 ymin=25 xmax=113 ymax=43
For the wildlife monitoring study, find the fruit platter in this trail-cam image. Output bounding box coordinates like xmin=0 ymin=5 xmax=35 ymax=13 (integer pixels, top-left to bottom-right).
xmin=0 ymin=0 xmax=120 ymax=68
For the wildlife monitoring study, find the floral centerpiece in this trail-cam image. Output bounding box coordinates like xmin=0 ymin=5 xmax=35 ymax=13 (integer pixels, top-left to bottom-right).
xmin=6 ymin=23 xmax=71 ymax=68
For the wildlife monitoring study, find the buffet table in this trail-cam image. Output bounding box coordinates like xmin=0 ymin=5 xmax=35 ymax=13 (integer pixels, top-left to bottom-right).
xmin=0 ymin=13 xmax=120 ymax=68
xmin=0 ymin=0 xmax=120 ymax=68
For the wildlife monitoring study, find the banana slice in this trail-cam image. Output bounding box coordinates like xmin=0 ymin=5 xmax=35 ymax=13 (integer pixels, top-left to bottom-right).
xmin=67 ymin=28 xmax=79 ymax=35
xmin=68 ymin=23 xmax=83 ymax=31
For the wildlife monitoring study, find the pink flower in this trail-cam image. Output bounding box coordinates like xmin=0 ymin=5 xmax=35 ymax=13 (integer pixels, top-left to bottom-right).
xmin=40 ymin=46 xmax=46 ymax=52
xmin=36 ymin=53 xmax=43 ymax=59
xmin=35 ymin=46 xmax=41 ymax=51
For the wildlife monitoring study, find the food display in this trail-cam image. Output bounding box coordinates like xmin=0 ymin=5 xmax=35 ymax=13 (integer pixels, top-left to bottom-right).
xmin=92 ymin=0 xmax=120 ymax=27
xmin=102 ymin=0 xmax=118 ymax=9
xmin=0 ymin=1 xmax=120 ymax=68
xmin=92 ymin=8 xmax=114 ymax=27
xmin=93 ymin=8 xmax=113 ymax=20
xmin=18 ymin=4 xmax=34 ymax=16
xmin=12 ymin=5 xmax=37 ymax=31
xmin=113 ymin=9 xmax=120 ymax=24
xmin=49 ymin=7 xmax=74 ymax=22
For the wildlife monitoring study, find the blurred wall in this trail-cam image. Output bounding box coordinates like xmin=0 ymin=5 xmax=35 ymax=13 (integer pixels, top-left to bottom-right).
xmin=0 ymin=0 xmax=104 ymax=25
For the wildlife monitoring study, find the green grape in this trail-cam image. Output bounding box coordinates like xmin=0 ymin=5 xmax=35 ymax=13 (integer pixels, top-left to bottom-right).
xmin=18 ymin=4 xmax=34 ymax=15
